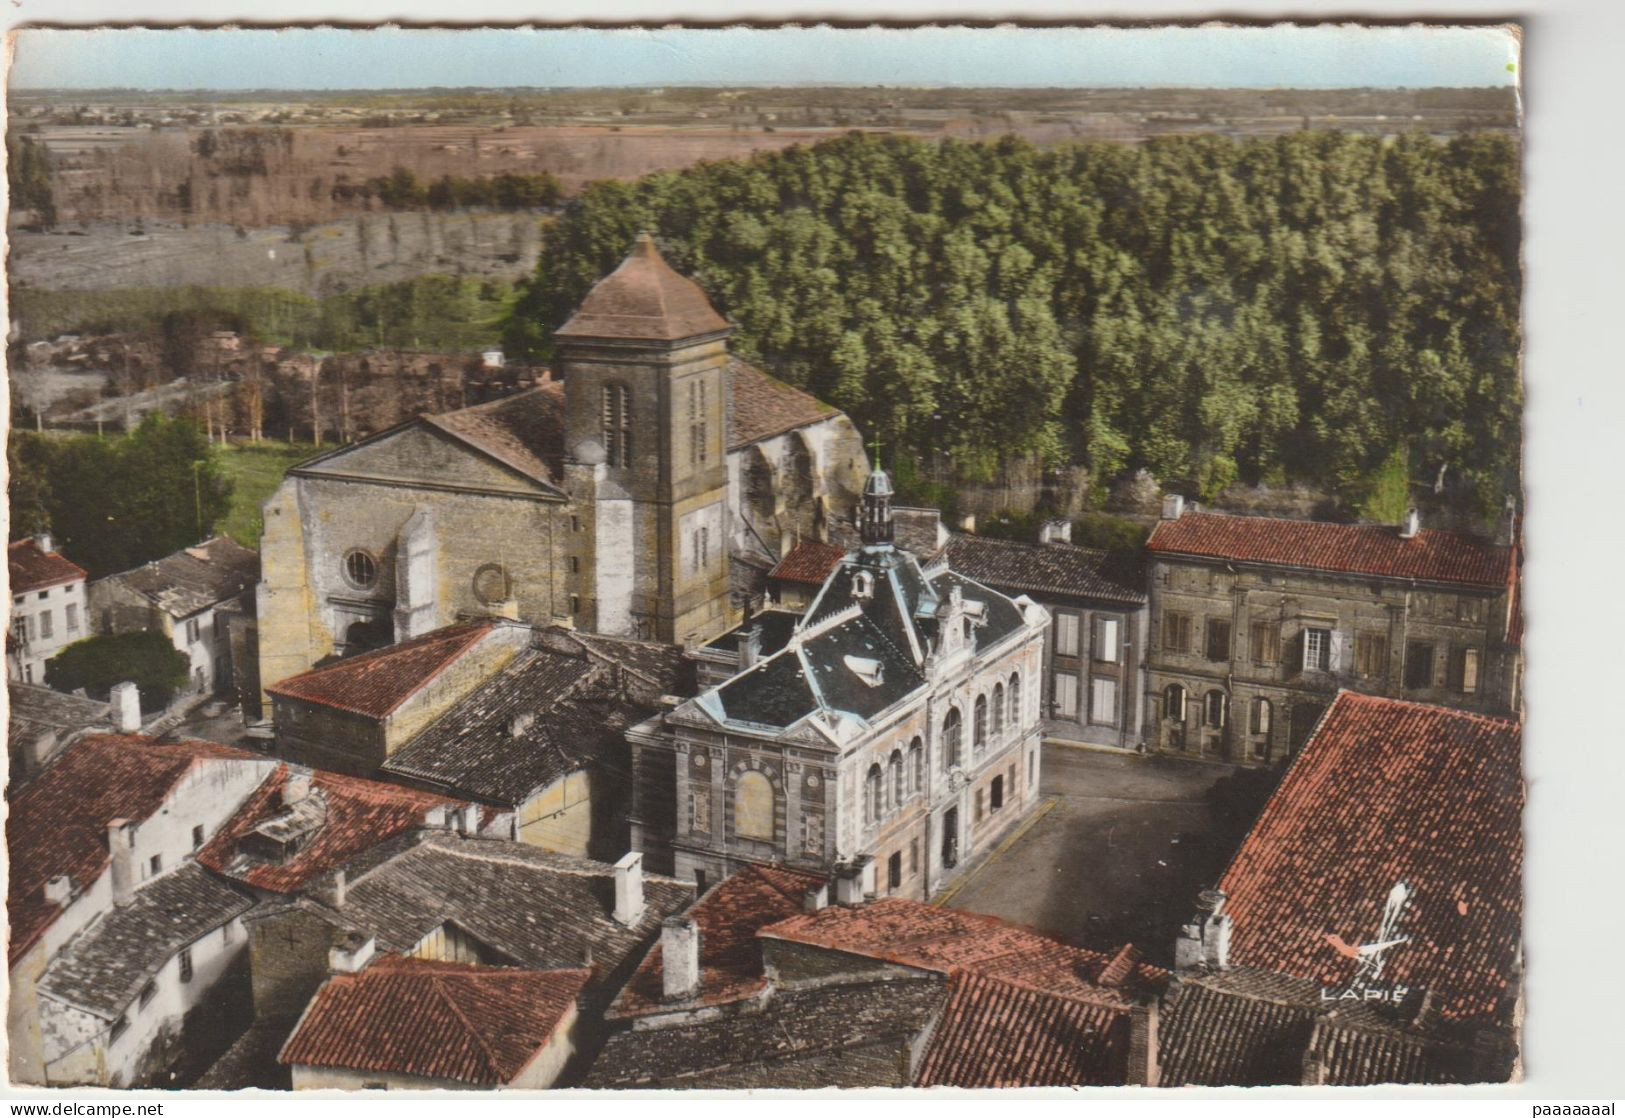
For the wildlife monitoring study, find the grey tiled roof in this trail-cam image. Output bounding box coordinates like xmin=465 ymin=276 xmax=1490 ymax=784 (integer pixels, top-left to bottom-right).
xmin=585 ymin=976 xmax=947 ymax=1088
xmin=944 ymin=533 xmax=1146 ymax=606
xmin=7 ymin=683 xmax=111 ymax=751
xmin=98 ymin=536 xmax=258 ymax=619
xmin=297 ymin=832 xmax=694 ymax=976
xmin=38 ymin=864 xmax=255 ymax=1020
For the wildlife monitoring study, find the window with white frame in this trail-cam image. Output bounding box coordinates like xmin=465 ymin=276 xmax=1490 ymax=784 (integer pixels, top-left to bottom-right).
xmin=1094 ymin=616 xmax=1119 ymax=662
xmin=1055 ymin=612 xmax=1081 ymax=657
xmin=1302 ymin=627 xmax=1331 ymax=671
xmin=1090 ymin=677 xmax=1118 ymax=725
xmin=1053 ymin=672 xmax=1079 ymax=718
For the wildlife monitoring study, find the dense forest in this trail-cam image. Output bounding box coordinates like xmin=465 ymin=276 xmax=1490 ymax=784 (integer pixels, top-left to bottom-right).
xmin=505 ymin=130 xmax=1520 ymax=517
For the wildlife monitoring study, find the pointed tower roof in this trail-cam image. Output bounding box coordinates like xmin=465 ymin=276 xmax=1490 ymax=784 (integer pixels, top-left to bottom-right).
xmin=554 ymin=233 xmax=731 ymax=343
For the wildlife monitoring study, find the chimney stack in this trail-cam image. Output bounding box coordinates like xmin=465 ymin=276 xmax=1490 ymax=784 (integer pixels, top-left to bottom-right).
xmin=832 ymin=857 xmax=873 ymax=906
xmin=1127 ymin=1001 xmax=1161 ymax=1087
xmin=329 ymin=933 xmax=375 ymax=975
xmin=613 ymin=851 xmax=646 ymax=927
xmin=110 ymin=681 xmax=142 ymax=733
xmin=1161 ymin=494 xmax=1186 ymax=521
xmin=1496 ymin=495 xmax=1518 ymax=547
xmin=1174 ymin=889 xmax=1232 ymax=973
xmin=107 ymin=819 xmax=135 ymax=905
xmin=738 ymin=625 xmax=762 ymax=671
xmin=283 ymin=770 xmax=314 ymax=807
xmin=1039 ymin=519 xmax=1072 ymax=546
xmin=33 ymin=532 xmax=53 ymax=555
xmin=332 ymin=869 xmax=346 ymax=908
xmin=1399 ymin=507 xmax=1421 ymax=540
xmin=660 ymin=916 xmax=702 ymax=1001
xmin=803 ymin=881 xmax=829 ymax=913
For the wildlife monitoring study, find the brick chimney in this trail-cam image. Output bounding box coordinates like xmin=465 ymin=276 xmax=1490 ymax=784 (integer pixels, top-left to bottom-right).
xmin=613 ymin=851 xmax=646 ymax=927
xmin=110 ymin=681 xmax=142 ymax=733
xmin=107 ymin=819 xmax=136 ymax=905
xmin=1161 ymin=494 xmax=1186 ymax=521
xmin=329 ymin=932 xmax=376 ymax=975
xmin=1174 ymin=889 xmax=1231 ymax=973
xmin=661 ymin=916 xmax=702 ymax=1001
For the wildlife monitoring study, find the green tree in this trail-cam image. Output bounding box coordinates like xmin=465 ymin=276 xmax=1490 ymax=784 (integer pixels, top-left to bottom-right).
xmin=45 ymin=632 xmax=191 ymax=713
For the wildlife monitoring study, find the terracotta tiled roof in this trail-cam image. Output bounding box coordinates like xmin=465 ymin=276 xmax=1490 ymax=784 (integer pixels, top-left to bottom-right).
xmin=555 ymin=234 xmax=731 ymax=343
xmin=915 ymin=971 xmax=1129 ymax=1088
xmin=7 ymin=735 xmax=264 ymax=965
xmin=759 ymin=900 xmax=1166 ymax=1010
xmin=279 ymin=957 xmax=589 ymax=1085
xmin=727 ymin=358 xmax=838 ymax=448
xmin=425 ymin=381 xmax=566 ymax=490
xmin=1147 ymin=512 xmax=1512 ymax=588
xmin=98 ymin=536 xmax=258 ymax=619
xmin=8 ymin=538 xmax=86 ymax=594
xmin=767 ymin=539 xmax=846 ymax=588
xmin=265 ymin=621 xmax=497 ymax=719
xmin=945 ymin=533 xmax=1146 ymax=605
xmin=1218 ymin=692 xmax=1522 ymax=1025
xmin=612 ymin=863 xmax=824 ymax=1017
xmin=1157 ymin=968 xmax=1324 ymax=1086
xmin=198 ymin=766 xmax=462 ymax=893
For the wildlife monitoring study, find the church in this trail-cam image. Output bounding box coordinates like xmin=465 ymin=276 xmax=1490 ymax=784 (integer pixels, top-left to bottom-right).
xmin=257 ymin=235 xmax=868 ymax=694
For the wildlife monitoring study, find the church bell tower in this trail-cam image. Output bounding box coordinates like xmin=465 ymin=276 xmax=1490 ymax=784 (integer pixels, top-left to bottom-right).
xmin=555 ymin=233 xmax=737 ymax=647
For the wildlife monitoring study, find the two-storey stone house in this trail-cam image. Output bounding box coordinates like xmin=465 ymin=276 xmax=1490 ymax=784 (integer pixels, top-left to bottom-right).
xmin=1143 ymin=497 xmax=1519 ymax=766
xmin=628 ymin=468 xmax=1050 ymax=899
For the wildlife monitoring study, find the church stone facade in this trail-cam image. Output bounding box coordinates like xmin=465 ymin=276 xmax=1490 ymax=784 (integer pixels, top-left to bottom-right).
xmin=257 ymin=235 xmax=866 ymax=696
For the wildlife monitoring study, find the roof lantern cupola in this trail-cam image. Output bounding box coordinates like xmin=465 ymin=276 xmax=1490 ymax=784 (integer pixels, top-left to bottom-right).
xmin=859 ymin=449 xmax=895 ymax=550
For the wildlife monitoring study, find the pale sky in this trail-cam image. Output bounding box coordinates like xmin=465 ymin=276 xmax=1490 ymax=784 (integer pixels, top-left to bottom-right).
xmin=8 ymin=25 xmax=1519 ymax=91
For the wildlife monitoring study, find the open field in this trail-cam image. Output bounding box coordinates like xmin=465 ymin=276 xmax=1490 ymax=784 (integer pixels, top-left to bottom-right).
xmin=217 ymin=441 xmax=317 ymax=546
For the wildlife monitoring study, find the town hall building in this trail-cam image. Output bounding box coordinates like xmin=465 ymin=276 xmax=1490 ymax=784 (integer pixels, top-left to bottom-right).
xmin=256 ymin=235 xmax=866 ymax=696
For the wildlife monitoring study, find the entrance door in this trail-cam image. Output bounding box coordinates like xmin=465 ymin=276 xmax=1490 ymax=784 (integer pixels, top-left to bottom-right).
xmin=941 ymin=806 xmax=959 ymax=869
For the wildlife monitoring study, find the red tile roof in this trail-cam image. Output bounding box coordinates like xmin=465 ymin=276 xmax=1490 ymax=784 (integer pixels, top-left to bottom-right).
xmin=426 ymin=381 xmax=566 ymax=490
xmin=767 ymin=539 xmax=847 ymax=588
xmin=915 ymin=971 xmax=1130 ymax=1088
xmin=279 ymin=957 xmax=589 ymax=1085
xmin=197 ymin=765 xmax=462 ymax=893
xmin=554 ymin=233 xmax=731 ymax=343
xmin=760 ymin=900 xmax=1165 ymax=1010
xmin=1218 ymin=692 xmax=1522 ymax=1025
xmin=727 ymin=358 xmax=838 ymax=448
xmin=265 ymin=621 xmax=496 ymax=719
xmin=8 ymin=538 xmax=86 ymax=594
xmin=6 ymin=734 xmax=263 ymax=964
xmin=1147 ymin=512 xmax=1512 ymax=588
xmin=613 ymin=863 xmax=824 ymax=1017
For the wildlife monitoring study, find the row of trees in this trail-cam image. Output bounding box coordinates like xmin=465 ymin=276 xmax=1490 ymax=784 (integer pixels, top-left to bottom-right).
xmin=7 ymin=134 xmax=57 ymax=228
xmin=331 ymin=165 xmax=564 ymax=211
xmin=9 ymin=416 xmax=233 ymax=579
xmin=504 ymin=130 xmax=1520 ymax=515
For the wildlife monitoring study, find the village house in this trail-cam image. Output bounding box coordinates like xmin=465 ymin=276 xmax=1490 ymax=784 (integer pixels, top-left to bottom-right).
xmin=89 ymin=536 xmax=260 ymax=699
xmin=1142 ymin=498 xmax=1520 ymax=765
xmin=1157 ymin=691 xmax=1522 ymax=1085
xmin=629 ymin=468 xmax=1050 ymax=897
xmin=6 ymin=681 xmax=123 ymax=785
xmin=7 ymin=533 xmax=88 ymax=686
xmin=256 ymin=234 xmax=866 ymax=698
xmin=588 ymin=860 xmax=1166 ymax=1088
xmin=6 ymin=735 xmax=277 ymax=1088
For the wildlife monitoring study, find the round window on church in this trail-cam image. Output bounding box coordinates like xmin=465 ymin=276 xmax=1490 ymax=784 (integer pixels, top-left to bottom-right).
xmin=343 ymin=550 xmax=378 ymax=590
xmin=473 ymin=563 xmax=512 ymax=606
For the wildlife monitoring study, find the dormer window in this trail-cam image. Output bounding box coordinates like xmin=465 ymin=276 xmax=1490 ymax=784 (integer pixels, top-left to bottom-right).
xmin=852 ymin=570 xmax=875 ymax=601
xmin=844 ymin=655 xmax=884 ymax=687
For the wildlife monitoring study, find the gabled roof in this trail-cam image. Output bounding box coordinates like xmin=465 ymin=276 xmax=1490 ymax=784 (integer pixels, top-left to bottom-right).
xmin=7 ymin=734 xmax=265 ymax=965
xmin=727 ymin=358 xmax=838 ymax=448
xmin=96 ymin=537 xmax=258 ymax=619
xmin=1147 ymin=512 xmax=1512 ymax=589
xmin=279 ymin=957 xmax=589 ymax=1085
xmin=198 ymin=766 xmax=461 ymax=894
xmin=613 ymin=863 xmax=825 ymax=1018
xmin=423 ymin=381 xmax=566 ymax=490
xmin=554 ymin=233 xmax=731 ymax=343
xmin=944 ymin=533 xmax=1146 ymax=606
xmin=7 ymin=682 xmax=110 ymax=751
xmin=265 ymin=621 xmax=498 ymax=719
xmin=1218 ymin=692 xmax=1522 ymax=1026
xmin=768 ymin=540 xmax=846 ymax=588
xmin=38 ymin=864 xmax=255 ymax=1020
xmin=8 ymin=538 xmax=86 ymax=594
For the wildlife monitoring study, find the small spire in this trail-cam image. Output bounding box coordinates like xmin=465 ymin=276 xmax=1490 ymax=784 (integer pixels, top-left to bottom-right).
xmin=860 ymin=462 xmax=894 ymax=548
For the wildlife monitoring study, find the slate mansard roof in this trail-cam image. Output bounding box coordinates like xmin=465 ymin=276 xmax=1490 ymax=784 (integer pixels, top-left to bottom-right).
xmin=1218 ymin=691 xmax=1523 ymax=1026
xmin=280 ymin=957 xmax=590 ymax=1086
xmin=944 ymin=532 xmax=1146 ymax=607
xmin=265 ymin=620 xmax=498 ymax=719
xmin=8 ymin=537 xmax=87 ymax=594
xmin=38 ymin=864 xmax=255 ymax=1020
xmin=96 ymin=536 xmax=258 ymax=619
xmin=1147 ymin=511 xmax=1512 ymax=589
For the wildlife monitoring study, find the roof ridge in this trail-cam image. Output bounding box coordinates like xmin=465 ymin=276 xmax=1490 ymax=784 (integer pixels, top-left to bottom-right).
xmin=428 ymin=972 xmax=507 ymax=1083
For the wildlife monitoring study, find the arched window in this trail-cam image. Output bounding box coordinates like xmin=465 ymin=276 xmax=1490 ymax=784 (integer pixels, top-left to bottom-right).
xmin=1204 ymin=690 xmax=1228 ymax=729
xmin=1165 ymin=684 xmax=1188 ymax=722
xmin=943 ymin=707 xmax=963 ymax=769
xmin=908 ymin=737 xmax=924 ymax=795
xmin=1251 ymin=697 xmax=1272 ymax=735
xmin=1009 ymin=673 xmax=1022 ymax=728
xmin=973 ymin=695 xmax=988 ymax=751
xmin=866 ymin=764 xmax=884 ymax=824
xmin=889 ymin=750 xmax=904 ymax=809
xmin=602 ymin=383 xmax=632 ymax=467
xmin=735 ymin=771 xmax=774 ymax=840
xmin=992 ymin=683 xmax=1005 ymax=736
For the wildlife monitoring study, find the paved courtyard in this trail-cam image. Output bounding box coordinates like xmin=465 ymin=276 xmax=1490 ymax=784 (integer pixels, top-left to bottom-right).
xmin=944 ymin=744 xmax=1271 ymax=966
